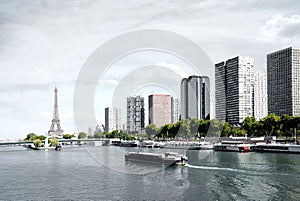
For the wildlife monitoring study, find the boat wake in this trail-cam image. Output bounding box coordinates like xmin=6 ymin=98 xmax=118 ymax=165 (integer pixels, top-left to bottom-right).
xmin=185 ymin=164 xmax=246 ymax=173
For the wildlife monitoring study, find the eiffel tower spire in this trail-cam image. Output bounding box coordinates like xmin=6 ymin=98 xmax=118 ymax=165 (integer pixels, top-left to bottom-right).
xmin=48 ymin=86 xmax=63 ymax=137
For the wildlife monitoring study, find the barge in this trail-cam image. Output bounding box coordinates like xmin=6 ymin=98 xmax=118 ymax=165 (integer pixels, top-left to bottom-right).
xmin=125 ymin=152 xmax=188 ymax=166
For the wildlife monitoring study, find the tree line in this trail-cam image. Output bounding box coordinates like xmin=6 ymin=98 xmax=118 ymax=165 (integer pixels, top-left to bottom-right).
xmin=145 ymin=113 xmax=300 ymax=140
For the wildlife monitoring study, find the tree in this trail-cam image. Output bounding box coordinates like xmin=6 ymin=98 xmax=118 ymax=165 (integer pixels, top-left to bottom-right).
xmin=158 ymin=124 xmax=172 ymax=140
xmin=242 ymin=116 xmax=258 ymax=136
xmin=25 ymin=133 xmax=37 ymax=141
xmin=260 ymin=113 xmax=281 ymax=136
xmin=280 ymin=114 xmax=293 ymax=139
xmin=36 ymin=135 xmax=46 ymax=141
xmin=63 ymin=134 xmax=72 ymax=139
xmin=49 ymin=138 xmax=58 ymax=147
xmin=168 ymin=121 xmax=180 ymax=138
xmin=221 ymin=121 xmax=231 ymax=137
xmin=190 ymin=119 xmax=200 ymax=136
xmin=145 ymin=124 xmax=159 ymax=139
xmin=78 ymin=132 xmax=87 ymax=139
xmin=198 ymin=120 xmax=210 ymax=138
xmin=93 ymin=132 xmax=105 ymax=139
xmin=177 ymin=119 xmax=190 ymax=138
xmin=289 ymin=116 xmax=300 ymax=141
xmin=33 ymin=139 xmax=42 ymax=147
xmin=208 ymin=119 xmax=222 ymax=137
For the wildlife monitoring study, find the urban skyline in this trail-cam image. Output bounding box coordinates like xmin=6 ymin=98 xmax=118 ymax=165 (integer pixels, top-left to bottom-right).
xmin=103 ymin=46 xmax=300 ymax=134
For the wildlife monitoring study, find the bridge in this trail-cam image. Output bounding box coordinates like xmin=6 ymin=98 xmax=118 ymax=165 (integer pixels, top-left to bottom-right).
xmin=0 ymin=138 xmax=108 ymax=146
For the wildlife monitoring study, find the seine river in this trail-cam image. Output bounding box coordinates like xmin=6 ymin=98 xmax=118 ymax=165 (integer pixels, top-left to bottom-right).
xmin=1 ymin=145 xmax=300 ymax=200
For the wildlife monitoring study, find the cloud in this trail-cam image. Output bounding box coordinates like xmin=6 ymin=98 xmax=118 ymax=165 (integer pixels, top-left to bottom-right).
xmin=1 ymin=0 xmax=300 ymax=139
xmin=256 ymin=14 xmax=300 ymax=43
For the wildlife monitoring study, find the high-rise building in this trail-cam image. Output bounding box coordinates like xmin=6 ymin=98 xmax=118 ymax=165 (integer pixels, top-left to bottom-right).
xmin=105 ymin=107 xmax=121 ymax=132
xmin=254 ymin=70 xmax=268 ymax=120
xmin=215 ymin=56 xmax=254 ymax=124
xmin=171 ymin=97 xmax=180 ymax=123
xmin=181 ymin=75 xmax=210 ymax=120
xmin=267 ymin=47 xmax=300 ymax=116
xmin=127 ymin=96 xmax=145 ymax=133
xmin=148 ymin=94 xmax=171 ymax=127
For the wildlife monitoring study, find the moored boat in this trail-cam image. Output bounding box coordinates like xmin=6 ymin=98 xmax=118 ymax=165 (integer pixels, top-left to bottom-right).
xmin=254 ymin=143 xmax=300 ymax=153
xmin=160 ymin=141 xmax=202 ymax=150
xmin=125 ymin=152 xmax=188 ymax=166
xmin=213 ymin=141 xmax=253 ymax=152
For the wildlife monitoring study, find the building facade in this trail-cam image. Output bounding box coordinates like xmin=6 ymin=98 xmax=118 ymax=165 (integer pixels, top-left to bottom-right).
xmin=171 ymin=97 xmax=180 ymax=123
xmin=148 ymin=94 xmax=171 ymax=127
xmin=181 ymin=75 xmax=210 ymax=120
xmin=267 ymin=47 xmax=300 ymax=116
xmin=254 ymin=70 xmax=268 ymax=120
xmin=127 ymin=96 xmax=145 ymax=133
xmin=215 ymin=56 xmax=254 ymax=124
xmin=105 ymin=107 xmax=122 ymax=132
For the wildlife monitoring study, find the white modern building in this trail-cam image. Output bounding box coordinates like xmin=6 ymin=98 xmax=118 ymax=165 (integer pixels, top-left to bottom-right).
xmin=181 ymin=75 xmax=210 ymax=120
xmin=215 ymin=56 xmax=254 ymax=124
xmin=104 ymin=107 xmax=122 ymax=132
xmin=127 ymin=96 xmax=145 ymax=134
xmin=171 ymin=97 xmax=180 ymax=123
xmin=267 ymin=47 xmax=300 ymax=116
xmin=254 ymin=70 xmax=268 ymax=120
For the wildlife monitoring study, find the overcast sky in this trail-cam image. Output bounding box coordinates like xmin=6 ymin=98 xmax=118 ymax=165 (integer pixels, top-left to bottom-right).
xmin=1 ymin=0 xmax=300 ymax=139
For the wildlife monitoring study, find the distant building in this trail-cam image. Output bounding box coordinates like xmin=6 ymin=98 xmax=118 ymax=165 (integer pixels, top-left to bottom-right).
xmin=181 ymin=75 xmax=210 ymax=120
xmin=148 ymin=94 xmax=171 ymax=127
xmin=215 ymin=56 xmax=254 ymax=124
xmin=105 ymin=107 xmax=121 ymax=132
xmin=127 ymin=96 xmax=145 ymax=134
xmin=171 ymin=97 xmax=180 ymax=123
xmin=48 ymin=86 xmax=64 ymax=137
xmin=254 ymin=70 xmax=268 ymax=120
xmin=267 ymin=47 xmax=300 ymax=116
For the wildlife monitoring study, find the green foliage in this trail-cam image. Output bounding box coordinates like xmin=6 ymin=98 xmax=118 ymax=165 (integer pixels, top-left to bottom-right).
xmin=36 ymin=135 xmax=46 ymax=141
xmin=221 ymin=121 xmax=231 ymax=137
xmin=33 ymin=139 xmax=42 ymax=147
xmin=178 ymin=119 xmax=190 ymax=137
xmin=63 ymin=134 xmax=75 ymax=139
xmin=242 ymin=116 xmax=258 ymax=136
xmin=209 ymin=119 xmax=222 ymax=137
xmin=260 ymin=113 xmax=281 ymax=136
xmin=93 ymin=132 xmax=105 ymax=139
xmin=25 ymin=133 xmax=45 ymax=141
xmin=25 ymin=133 xmax=37 ymax=141
xmin=78 ymin=132 xmax=87 ymax=139
xmin=145 ymin=124 xmax=159 ymax=138
xmin=49 ymin=138 xmax=58 ymax=147
xmin=136 ymin=133 xmax=147 ymax=140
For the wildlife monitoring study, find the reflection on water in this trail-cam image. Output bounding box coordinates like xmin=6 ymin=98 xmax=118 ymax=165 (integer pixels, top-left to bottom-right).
xmin=0 ymin=146 xmax=300 ymax=200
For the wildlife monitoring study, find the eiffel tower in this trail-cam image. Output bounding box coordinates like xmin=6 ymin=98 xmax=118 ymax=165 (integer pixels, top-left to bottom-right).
xmin=48 ymin=86 xmax=64 ymax=137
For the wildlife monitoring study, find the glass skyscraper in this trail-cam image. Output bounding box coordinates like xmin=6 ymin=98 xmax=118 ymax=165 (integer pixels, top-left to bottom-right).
xmin=181 ymin=75 xmax=210 ymax=120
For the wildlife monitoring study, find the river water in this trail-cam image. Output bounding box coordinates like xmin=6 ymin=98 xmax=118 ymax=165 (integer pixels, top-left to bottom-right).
xmin=1 ymin=145 xmax=300 ymax=200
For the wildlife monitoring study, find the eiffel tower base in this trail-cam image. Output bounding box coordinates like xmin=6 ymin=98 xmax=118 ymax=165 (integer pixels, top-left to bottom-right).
xmin=48 ymin=130 xmax=64 ymax=138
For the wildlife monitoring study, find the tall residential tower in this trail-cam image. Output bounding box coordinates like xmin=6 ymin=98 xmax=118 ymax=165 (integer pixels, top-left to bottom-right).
xmin=215 ymin=56 xmax=254 ymax=124
xmin=127 ymin=96 xmax=145 ymax=134
xmin=105 ymin=107 xmax=121 ymax=132
xmin=267 ymin=47 xmax=300 ymax=116
xmin=254 ymin=70 xmax=268 ymax=120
